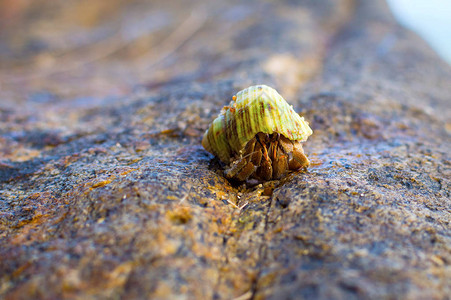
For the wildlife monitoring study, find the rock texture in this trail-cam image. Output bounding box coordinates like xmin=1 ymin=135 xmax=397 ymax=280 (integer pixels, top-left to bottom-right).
xmin=0 ymin=0 xmax=450 ymax=299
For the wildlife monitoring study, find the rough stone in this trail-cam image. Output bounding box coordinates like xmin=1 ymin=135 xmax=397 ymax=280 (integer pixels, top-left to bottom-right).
xmin=0 ymin=0 xmax=450 ymax=299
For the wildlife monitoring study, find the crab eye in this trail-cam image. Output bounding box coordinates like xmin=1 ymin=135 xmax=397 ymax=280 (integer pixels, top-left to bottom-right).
xmin=202 ymin=85 xmax=313 ymax=181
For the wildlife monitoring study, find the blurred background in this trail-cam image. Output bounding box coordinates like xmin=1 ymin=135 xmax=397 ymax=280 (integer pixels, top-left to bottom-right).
xmin=386 ymin=0 xmax=451 ymax=65
xmin=0 ymin=0 xmax=450 ymax=104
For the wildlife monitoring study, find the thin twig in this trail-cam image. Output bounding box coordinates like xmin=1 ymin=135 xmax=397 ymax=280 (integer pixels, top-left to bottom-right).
xmin=233 ymin=291 xmax=253 ymax=300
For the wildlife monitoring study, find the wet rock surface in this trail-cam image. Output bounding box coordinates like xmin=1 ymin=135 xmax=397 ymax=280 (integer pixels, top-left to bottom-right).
xmin=1 ymin=0 xmax=450 ymax=299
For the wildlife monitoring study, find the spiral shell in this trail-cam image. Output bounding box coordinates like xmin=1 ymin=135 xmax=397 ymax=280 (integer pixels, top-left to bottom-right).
xmin=202 ymin=85 xmax=312 ymax=164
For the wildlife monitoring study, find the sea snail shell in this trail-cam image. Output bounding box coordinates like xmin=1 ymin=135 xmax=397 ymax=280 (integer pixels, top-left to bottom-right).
xmin=202 ymin=85 xmax=313 ymax=181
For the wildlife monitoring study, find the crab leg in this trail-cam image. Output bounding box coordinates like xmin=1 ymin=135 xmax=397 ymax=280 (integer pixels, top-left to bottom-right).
xmin=235 ymin=161 xmax=256 ymax=181
xmin=289 ymin=142 xmax=310 ymax=169
xmin=256 ymin=141 xmax=273 ymax=181
xmin=272 ymin=150 xmax=288 ymax=179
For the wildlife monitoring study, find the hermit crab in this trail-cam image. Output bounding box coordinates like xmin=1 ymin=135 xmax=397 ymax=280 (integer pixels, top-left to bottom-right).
xmin=202 ymin=85 xmax=313 ymax=182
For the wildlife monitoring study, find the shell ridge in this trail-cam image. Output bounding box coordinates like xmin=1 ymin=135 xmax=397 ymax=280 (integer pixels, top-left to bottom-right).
xmin=255 ymin=92 xmax=271 ymax=133
xmin=246 ymin=89 xmax=255 ymax=145
xmin=281 ymin=102 xmax=296 ymax=140
xmin=238 ymin=91 xmax=250 ymax=148
xmin=268 ymin=91 xmax=282 ymax=135
xmin=273 ymin=92 xmax=283 ymax=134
xmin=222 ymin=111 xmax=232 ymax=159
xmin=214 ymin=116 xmax=227 ymax=161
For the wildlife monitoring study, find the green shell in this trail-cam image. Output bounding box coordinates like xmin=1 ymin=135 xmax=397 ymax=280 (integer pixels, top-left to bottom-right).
xmin=202 ymin=85 xmax=313 ymax=163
